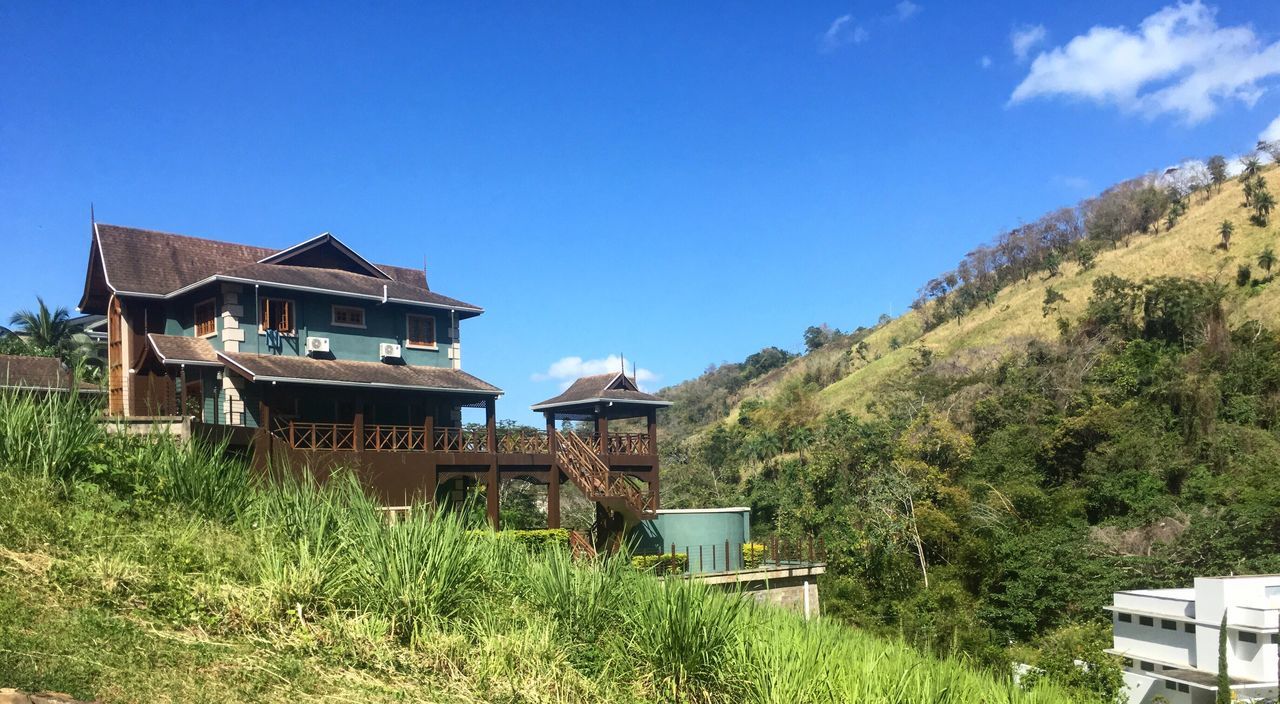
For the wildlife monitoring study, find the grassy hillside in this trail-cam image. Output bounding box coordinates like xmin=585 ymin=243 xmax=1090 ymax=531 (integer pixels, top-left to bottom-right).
xmin=807 ymin=167 xmax=1280 ymax=415
xmin=652 ymin=160 xmax=1280 ymax=704
xmin=0 ymin=392 xmax=1083 ymax=703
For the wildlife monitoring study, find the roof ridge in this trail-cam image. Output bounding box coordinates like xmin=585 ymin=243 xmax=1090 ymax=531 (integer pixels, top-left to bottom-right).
xmin=96 ymin=223 xmax=274 ymax=253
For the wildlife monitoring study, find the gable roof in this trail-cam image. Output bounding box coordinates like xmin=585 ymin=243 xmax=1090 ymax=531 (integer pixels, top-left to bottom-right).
xmin=219 ymin=352 xmax=501 ymax=396
xmin=257 ymin=232 xmax=391 ymax=279
xmin=530 ymin=372 xmax=670 ymax=411
xmin=0 ymin=355 xmax=100 ymax=393
xmin=80 ymin=223 xmax=482 ymax=317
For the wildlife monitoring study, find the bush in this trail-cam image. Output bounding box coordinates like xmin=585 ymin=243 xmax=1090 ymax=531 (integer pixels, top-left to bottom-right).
xmin=487 ymin=528 xmax=569 ymax=549
xmin=631 ymin=553 xmax=689 ymax=576
xmin=742 ymin=542 xmax=767 ymax=569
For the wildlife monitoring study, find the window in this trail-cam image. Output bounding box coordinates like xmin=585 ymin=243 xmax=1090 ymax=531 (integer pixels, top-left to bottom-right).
xmin=1118 ymin=613 xmax=1133 ymax=623
xmin=1139 ymin=616 xmax=1154 ymax=627
xmin=1177 ymin=683 xmax=1189 ymax=693
xmin=1165 ymin=681 xmax=1177 ymax=690
xmin=1239 ymin=631 xmax=1257 ymax=644
xmin=194 ymin=298 xmax=217 ymax=337
xmin=1123 ymin=658 xmax=1134 ymax=668
xmin=331 ymin=305 xmax=365 ymax=328
xmin=1161 ymin=619 xmax=1177 ymax=630
xmin=1140 ymin=661 xmax=1154 ymax=672
xmin=1273 ymin=634 xmax=1279 ymax=645
xmin=1184 ymin=623 xmax=1196 ymax=634
xmin=260 ymin=298 xmax=295 ymax=335
xmin=406 ymin=314 xmax=436 ymax=349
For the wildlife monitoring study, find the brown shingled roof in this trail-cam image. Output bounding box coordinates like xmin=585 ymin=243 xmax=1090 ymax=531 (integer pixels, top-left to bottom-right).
xmin=87 ymin=224 xmax=480 ymax=313
xmin=530 ymin=372 xmax=670 ymax=411
xmin=147 ymin=334 xmax=220 ymax=366
xmin=219 ymin=352 xmax=501 ymax=395
xmin=0 ymin=355 xmax=100 ymax=392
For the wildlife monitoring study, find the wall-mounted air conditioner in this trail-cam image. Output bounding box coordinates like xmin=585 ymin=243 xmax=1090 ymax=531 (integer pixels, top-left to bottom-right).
xmin=305 ymin=336 xmax=330 ymax=354
xmin=379 ymin=342 xmax=402 ymax=360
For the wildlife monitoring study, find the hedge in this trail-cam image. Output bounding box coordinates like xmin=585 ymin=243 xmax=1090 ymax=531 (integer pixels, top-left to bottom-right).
xmin=632 ymin=553 xmax=689 ymax=576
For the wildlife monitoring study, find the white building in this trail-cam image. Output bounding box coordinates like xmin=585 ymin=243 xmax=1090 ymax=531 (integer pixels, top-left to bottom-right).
xmin=1107 ymin=575 xmax=1280 ymax=703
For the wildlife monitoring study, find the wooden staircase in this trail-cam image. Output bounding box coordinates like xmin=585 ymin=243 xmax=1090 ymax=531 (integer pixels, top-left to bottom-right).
xmin=554 ymin=431 xmax=657 ymax=520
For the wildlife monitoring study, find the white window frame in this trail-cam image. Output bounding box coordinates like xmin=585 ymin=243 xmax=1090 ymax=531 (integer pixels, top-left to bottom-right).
xmin=194 ymin=297 xmax=218 ymax=338
xmin=258 ymin=297 xmax=298 ymax=337
xmin=405 ymin=313 xmax=437 ymax=350
xmin=330 ymin=304 xmax=366 ymax=329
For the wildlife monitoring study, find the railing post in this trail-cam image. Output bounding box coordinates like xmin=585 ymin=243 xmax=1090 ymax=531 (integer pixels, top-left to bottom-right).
xmin=288 ymin=420 xmax=295 ymax=449
xmin=354 ymin=411 xmax=364 ymax=453
xmin=726 ymin=540 xmax=731 ymax=571
xmin=424 ymin=415 xmax=433 ymax=452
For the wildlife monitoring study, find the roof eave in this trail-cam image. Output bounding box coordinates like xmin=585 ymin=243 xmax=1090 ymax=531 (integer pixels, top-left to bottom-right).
xmin=216 ymin=353 xmax=502 ymax=396
xmin=114 ymin=274 xmax=484 ymax=315
xmin=530 ymin=396 xmax=672 ymax=411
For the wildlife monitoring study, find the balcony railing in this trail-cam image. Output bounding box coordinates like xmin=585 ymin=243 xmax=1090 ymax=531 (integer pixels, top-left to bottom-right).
xmin=275 ymin=421 xmax=646 ymax=456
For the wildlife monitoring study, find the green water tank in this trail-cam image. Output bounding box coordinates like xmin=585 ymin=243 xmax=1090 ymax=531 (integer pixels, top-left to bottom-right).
xmin=630 ymin=507 xmax=751 ymax=573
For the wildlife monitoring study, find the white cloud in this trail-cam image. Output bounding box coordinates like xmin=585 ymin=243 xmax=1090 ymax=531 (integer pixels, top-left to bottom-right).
xmin=1010 ymin=2 xmax=1280 ymax=124
xmin=979 ymin=55 xmax=993 ymax=69
xmin=821 ymin=14 xmax=869 ymax=52
xmin=895 ymin=1 xmax=921 ymax=22
xmin=1262 ymin=114 xmax=1280 ymax=143
xmin=532 ymin=355 xmax=658 ymax=391
xmin=1011 ymin=23 xmax=1047 ymax=61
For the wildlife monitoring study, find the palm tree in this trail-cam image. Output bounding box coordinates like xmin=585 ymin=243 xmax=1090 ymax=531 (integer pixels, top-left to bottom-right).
xmin=1253 ymin=187 xmax=1275 ymax=226
xmin=7 ymin=297 xmax=76 ymax=356
xmin=1240 ymin=155 xmax=1262 ymax=181
xmin=1259 ymin=247 xmax=1276 ymax=274
xmin=1219 ymin=220 xmax=1234 ymax=251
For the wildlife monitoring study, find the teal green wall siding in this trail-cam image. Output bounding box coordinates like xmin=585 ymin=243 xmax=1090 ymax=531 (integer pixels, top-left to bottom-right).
xmin=630 ymin=509 xmax=752 ymax=573
xmin=147 ymin=280 xmax=470 ymax=428
xmin=233 ymin=286 xmax=454 ymax=367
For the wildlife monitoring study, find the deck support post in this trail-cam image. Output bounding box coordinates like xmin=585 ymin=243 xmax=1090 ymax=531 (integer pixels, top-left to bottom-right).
xmin=596 ymin=406 xmax=608 ymax=454
xmin=424 ymin=415 xmax=437 ymax=509
xmin=485 ymin=398 xmax=499 ymax=530
xmin=546 ymin=412 xmax=560 ymax=529
xmin=647 ymin=408 xmax=659 ymax=511
xmin=353 ymin=408 xmax=364 ymax=453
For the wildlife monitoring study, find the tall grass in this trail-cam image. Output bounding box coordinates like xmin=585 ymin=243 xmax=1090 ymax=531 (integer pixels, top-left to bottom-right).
xmin=0 ymin=389 xmax=102 ymax=480
xmin=0 ymin=389 xmax=1093 ymax=703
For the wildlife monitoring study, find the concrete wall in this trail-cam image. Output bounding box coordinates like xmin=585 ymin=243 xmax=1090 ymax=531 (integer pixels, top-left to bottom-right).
xmin=1113 ymin=614 xmax=1197 ymax=666
xmin=743 ymin=576 xmax=820 ymax=618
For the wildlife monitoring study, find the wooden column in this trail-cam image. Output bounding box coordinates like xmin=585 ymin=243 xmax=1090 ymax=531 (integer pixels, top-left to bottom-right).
xmin=179 ymin=365 xmax=188 ymax=418
xmin=353 ymin=406 xmax=364 ymax=453
xmin=647 ymin=408 xmax=659 ymax=510
xmin=596 ymin=406 xmax=608 ymax=454
xmin=485 ymin=397 xmax=499 ymax=530
xmin=424 ymin=414 xmax=437 ymax=509
xmin=545 ymin=411 xmax=560 ymax=529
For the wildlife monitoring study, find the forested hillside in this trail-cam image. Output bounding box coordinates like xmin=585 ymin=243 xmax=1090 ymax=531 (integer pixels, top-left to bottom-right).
xmin=657 ymin=145 xmax=1280 ymax=702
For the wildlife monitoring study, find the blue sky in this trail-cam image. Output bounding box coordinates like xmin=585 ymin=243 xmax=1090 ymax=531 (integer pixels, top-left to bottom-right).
xmin=2 ymin=1 xmax=1279 ymax=424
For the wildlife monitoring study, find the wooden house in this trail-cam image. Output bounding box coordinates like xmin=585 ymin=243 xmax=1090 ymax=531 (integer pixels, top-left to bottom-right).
xmin=78 ymin=223 xmax=668 ymax=532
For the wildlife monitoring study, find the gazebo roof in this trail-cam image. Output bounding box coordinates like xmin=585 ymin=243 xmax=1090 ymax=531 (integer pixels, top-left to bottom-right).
xmin=531 ymin=372 xmax=670 ymax=417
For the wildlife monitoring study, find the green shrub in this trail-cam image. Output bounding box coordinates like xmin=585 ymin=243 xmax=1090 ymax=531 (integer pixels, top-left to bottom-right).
xmin=742 ymin=542 xmax=767 ymax=569
xmin=479 ymin=528 xmax=570 ymax=549
xmin=631 ymin=552 xmax=688 ymax=575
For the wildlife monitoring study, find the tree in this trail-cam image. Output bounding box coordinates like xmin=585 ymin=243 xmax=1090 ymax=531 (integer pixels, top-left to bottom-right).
xmin=1216 ymin=613 xmax=1230 ymax=704
xmin=1239 ymin=155 xmax=1262 ymax=182
xmin=1208 ymin=155 xmax=1228 ymax=192
xmin=1219 ymin=220 xmax=1234 ymax=251
xmin=7 ymin=297 xmax=76 ymax=357
xmin=803 ymin=324 xmax=836 ymax=353
xmin=1251 ymin=181 xmax=1275 ymax=227
xmin=1259 ymin=139 xmax=1280 ymax=163
xmin=1258 ymin=247 xmax=1276 ymax=274
xmin=1042 ymin=287 xmax=1068 ymax=317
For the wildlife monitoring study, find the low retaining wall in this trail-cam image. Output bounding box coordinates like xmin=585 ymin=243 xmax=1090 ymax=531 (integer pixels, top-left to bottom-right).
xmin=695 ymin=564 xmax=825 ymax=619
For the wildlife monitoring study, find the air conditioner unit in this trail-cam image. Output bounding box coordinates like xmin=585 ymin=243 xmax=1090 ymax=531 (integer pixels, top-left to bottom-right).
xmin=305 ymin=336 xmax=330 ymax=354
xmin=379 ymin=342 xmax=402 ymax=360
